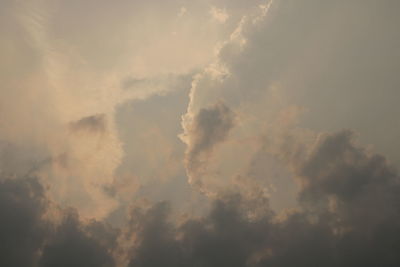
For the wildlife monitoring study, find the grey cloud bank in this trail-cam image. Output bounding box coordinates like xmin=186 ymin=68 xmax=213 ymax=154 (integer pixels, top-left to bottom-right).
xmin=2 ymin=132 xmax=400 ymax=266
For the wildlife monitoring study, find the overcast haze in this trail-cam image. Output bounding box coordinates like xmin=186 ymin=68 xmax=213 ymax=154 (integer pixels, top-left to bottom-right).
xmin=1 ymin=0 xmax=400 ymax=266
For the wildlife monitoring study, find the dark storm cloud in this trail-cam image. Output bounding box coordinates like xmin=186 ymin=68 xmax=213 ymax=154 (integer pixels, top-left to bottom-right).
xmin=126 ymin=194 xmax=336 ymax=267
xmin=0 ymin=176 xmax=117 ymax=267
xmin=2 ymin=130 xmax=400 ymax=267
xmin=298 ymin=131 xmax=400 ymax=236
xmin=126 ymin=130 xmax=400 ymax=267
xmin=0 ymin=177 xmax=47 ymax=267
xmin=70 ymin=114 xmax=107 ymax=134
xmin=39 ymin=209 xmax=117 ymax=267
xmin=127 ymin=195 xmax=272 ymax=267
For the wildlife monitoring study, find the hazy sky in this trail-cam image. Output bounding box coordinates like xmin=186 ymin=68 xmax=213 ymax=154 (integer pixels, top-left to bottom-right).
xmin=1 ymin=0 xmax=400 ymax=266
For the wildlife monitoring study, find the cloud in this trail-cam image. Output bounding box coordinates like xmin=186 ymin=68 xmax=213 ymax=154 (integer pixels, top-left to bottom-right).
xmin=126 ymin=130 xmax=400 ymax=266
xmin=0 ymin=0 xmax=236 ymax=219
xmin=2 ymin=130 xmax=400 ymax=267
xmin=111 ymin=83 xmax=199 ymax=219
xmin=181 ymin=102 xmax=235 ymax=189
xmin=210 ymin=6 xmax=229 ymax=23
xmin=70 ymin=114 xmax=107 ymax=134
xmin=297 ymin=131 xmax=400 ymax=231
xmin=0 ymin=177 xmax=47 ymax=267
xmin=179 ymin=1 xmax=287 ymax=199
xmin=2 ymin=0 xmax=400 ymax=266
xmin=126 ymin=195 xmax=271 ymax=267
xmin=178 ymin=7 xmax=187 ymax=18
xmin=39 ymin=210 xmax=118 ymax=267
xmin=0 ymin=175 xmax=118 ymax=267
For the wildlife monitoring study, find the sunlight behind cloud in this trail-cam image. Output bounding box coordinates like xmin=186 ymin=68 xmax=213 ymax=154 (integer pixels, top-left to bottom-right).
xmin=1 ymin=0 xmax=400 ymax=266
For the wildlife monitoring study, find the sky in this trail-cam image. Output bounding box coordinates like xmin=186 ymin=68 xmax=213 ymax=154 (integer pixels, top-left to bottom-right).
xmin=1 ymin=0 xmax=400 ymax=266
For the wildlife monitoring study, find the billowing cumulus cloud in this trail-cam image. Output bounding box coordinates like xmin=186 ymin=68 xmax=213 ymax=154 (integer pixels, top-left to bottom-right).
xmin=39 ymin=210 xmax=118 ymax=267
xmin=298 ymin=131 xmax=400 ymax=232
xmin=0 ymin=0 xmax=231 ymax=219
xmin=0 ymin=177 xmax=47 ymax=267
xmin=126 ymin=130 xmax=400 ymax=267
xmin=1 ymin=132 xmax=400 ymax=266
xmin=0 ymin=175 xmax=117 ymax=267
